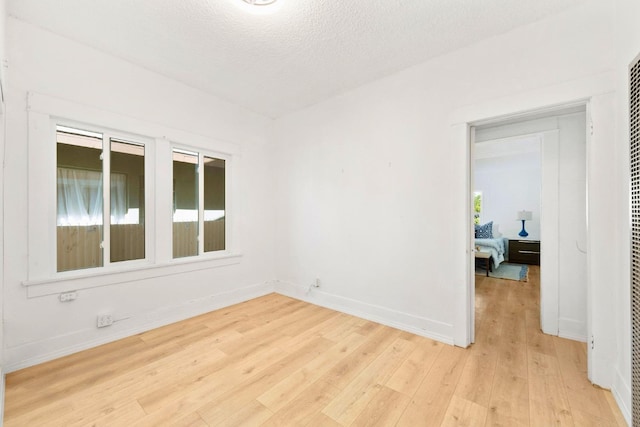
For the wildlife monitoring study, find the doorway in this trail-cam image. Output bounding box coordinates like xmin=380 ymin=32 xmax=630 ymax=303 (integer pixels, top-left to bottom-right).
xmin=459 ymin=103 xmax=596 ymax=381
xmin=451 ymin=76 xmax=617 ymax=388
xmin=471 ymin=106 xmax=588 ymax=342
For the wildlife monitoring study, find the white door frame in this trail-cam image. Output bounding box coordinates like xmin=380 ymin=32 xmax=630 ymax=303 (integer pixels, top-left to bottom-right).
xmin=451 ymin=71 xmax=616 ymax=387
xmin=467 ymin=127 xmax=476 ymax=344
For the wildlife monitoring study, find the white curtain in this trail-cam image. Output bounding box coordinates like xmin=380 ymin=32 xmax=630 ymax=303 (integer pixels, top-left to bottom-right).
xmin=110 ymin=173 xmax=127 ymax=224
xmin=57 ymin=168 xmax=126 ymax=226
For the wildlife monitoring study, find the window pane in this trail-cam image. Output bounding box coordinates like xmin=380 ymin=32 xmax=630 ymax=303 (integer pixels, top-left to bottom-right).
xmin=173 ymin=149 xmax=198 ymax=258
xmin=110 ymin=140 xmax=145 ymax=262
xmin=473 ymin=191 xmax=482 ymax=225
xmin=204 ymin=156 xmax=225 ymax=252
xmin=56 ymin=126 xmax=104 ymax=272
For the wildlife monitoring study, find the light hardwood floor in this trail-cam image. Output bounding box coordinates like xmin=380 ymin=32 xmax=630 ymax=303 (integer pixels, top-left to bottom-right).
xmin=4 ymin=267 xmax=627 ymax=426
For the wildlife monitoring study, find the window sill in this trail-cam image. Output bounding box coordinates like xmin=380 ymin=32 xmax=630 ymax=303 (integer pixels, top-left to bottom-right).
xmin=23 ymin=252 xmax=243 ymax=298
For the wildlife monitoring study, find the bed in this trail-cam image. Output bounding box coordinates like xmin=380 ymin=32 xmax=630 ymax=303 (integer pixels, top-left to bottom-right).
xmin=475 ymin=237 xmax=506 ymax=269
xmin=475 ymin=221 xmax=506 ymax=269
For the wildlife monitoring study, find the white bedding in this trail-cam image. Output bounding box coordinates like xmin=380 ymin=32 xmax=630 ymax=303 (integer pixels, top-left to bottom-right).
xmin=475 ymin=237 xmax=505 ymax=269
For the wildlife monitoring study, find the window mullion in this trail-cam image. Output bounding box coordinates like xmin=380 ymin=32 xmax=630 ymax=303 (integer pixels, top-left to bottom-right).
xmin=198 ymin=153 xmax=205 ymax=255
xmin=102 ymin=135 xmax=111 ymax=267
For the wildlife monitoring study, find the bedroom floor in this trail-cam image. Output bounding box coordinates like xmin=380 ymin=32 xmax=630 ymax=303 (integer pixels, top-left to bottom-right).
xmin=4 ymin=269 xmax=627 ymax=426
xmin=474 ymin=266 xmax=625 ymax=426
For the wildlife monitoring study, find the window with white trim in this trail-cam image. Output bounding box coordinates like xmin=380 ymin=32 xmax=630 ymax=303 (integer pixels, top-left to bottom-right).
xmin=172 ymin=148 xmax=226 ymax=259
xmin=56 ymin=125 xmax=146 ymax=272
xmin=26 ymin=93 xmax=240 ymax=289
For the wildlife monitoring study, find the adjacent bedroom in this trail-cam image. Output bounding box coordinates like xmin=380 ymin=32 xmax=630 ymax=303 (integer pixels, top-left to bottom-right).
xmin=473 ymin=132 xmax=541 ymax=282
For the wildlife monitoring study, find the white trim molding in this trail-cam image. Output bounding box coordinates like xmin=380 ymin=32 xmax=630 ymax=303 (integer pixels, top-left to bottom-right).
xmin=612 ymin=367 xmax=632 ymax=426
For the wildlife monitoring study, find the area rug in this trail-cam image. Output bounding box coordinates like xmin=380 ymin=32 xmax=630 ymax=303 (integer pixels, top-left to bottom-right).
xmin=476 ymin=262 xmax=529 ymax=282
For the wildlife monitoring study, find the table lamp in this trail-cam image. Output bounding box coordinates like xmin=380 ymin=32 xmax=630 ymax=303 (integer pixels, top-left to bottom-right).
xmin=517 ymin=210 xmax=532 ymax=237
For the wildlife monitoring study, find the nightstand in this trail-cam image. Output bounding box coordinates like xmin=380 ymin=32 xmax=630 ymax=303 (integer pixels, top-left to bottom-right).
xmin=508 ymin=239 xmax=540 ymax=265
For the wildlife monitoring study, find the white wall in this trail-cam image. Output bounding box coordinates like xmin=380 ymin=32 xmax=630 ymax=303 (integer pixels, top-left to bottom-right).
xmin=0 ymin=0 xmax=6 ymax=420
xmin=273 ymin=0 xmax=612 ymax=356
xmin=4 ymin=18 xmax=277 ymax=370
xmin=612 ymin=0 xmax=640 ymax=422
xmin=474 ymin=138 xmax=542 ymax=240
xmin=0 ymin=0 xmax=5 ymax=102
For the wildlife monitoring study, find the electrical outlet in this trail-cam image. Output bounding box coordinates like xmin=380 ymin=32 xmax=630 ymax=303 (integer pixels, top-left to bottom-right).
xmin=314 ymin=278 xmax=321 ymax=288
xmin=97 ymin=314 xmax=113 ymax=328
xmin=59 ymin=291 xmax=78 ymax=302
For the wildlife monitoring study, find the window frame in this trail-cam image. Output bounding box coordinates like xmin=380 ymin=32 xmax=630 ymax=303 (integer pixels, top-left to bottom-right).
xmin=55 ymin=123 xmax=153 ymax=272
xmin=25 ymin=92 xmax=242 ymax=297
xmin=171 ymin=144 xmax=231 ymax=259
xmin=54 ymin=121 xmax=154 ymax=274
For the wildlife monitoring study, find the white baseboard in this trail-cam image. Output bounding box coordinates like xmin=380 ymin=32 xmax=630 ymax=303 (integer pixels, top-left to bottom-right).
xmin=274 ymin=280 xmax=454 ymax=345
xmin=558 ymin=318 xmax=587 ymax=342
xmin=612 ymin=368 xmax=631 ymax=426
xmin=5 ymin=281 xmax=275 ymax=373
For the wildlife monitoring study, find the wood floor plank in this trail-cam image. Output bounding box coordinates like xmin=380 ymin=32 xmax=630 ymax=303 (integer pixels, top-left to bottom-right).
xmin=166 ymin=412 xmax=210 ymax=427
xmin=604 ymin=391 xmax=631 ymax=427
xmin=213 ymin=307 xmax=312 ymax=356
xmin=553 ymin=338 xmax=617 ymax=422
xmin=277 ymin=305 xmax=338 ymax=337
xmin=386 ymin=337 xmax=443 ymax=397
xmin=261 ymin=379 xmax=341 ymax=427
xmin=319 ymin=325 xmax=401 ymax=390
xmin=322 ymin=337 xmax=415 ymax=425
xmin=570 ymin=408 xmax=619 ymax=427
xmin=470 ymin=310 xmax=504 ymax=359
xmin=5 ymin=334 xmax=146 ymax=388
xmin=485 ymin=372 xmax=529 ymax=427
xmin=525 ymin=309 xmax=556 ymax=357
xmin=138 ymin=322 xmax=211 ymax=347
xmin=5 ymin=337 xmax=181 ymax=421
xmin=350 ymin=385 xmax=411 ymax=427
xmin=257 ymin=332 xmax=368 ymax=412
xmin=68 ymin=400 xmax=147 ymax=427
xmin=7 ymin=345 xmax=228 ymax=426
xmin=220 ymin=297 xmax=308 ymax=336
xmin=396 ymin=345 xmax=469 ymax=427
xmin=195 ymin=336 xmax=335 ymax=425
xmin=495 ymin=339 xmax=528 ymax=380
xmin=133 ymin=338 xmax=319 ymax=426
xmin=205 ymin=399 xmax=274 ymax=427
xmin=528 ymin=351 xmax=574 ymax=426
xmin=135 ymin=344 xmax=284 ymax=415
xmin=453 ymin=352 xmax=497 ymax=407
xmin=302 ymin=412 xmax=343 ymax=427
xmin=500 ymin=310 xmax=527 ymax=348
xmin=440 ymin=395 xmax=487 ymax=427
xmin=4 ymin=399 xmax=75 ymax=427
xmin=319 ymin=313 xmax=367 ymax=342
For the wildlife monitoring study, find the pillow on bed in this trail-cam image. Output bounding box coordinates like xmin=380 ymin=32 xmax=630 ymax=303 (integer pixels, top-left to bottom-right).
xmin=475 ymin=221 xmax=493 ymax=238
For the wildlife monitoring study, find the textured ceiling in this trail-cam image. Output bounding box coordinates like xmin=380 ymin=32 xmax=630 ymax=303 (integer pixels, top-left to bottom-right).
xmin=8 ymin=0 xmax=587 ymax=118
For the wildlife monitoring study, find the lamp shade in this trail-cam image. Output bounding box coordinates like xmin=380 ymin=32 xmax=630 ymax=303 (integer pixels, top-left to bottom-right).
xmin=517 ymin=210 xmax=532 ymax=221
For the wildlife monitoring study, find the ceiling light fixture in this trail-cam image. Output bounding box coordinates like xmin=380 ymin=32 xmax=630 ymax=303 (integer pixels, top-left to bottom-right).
xmin=242 ymin=0 xmax=277 ymax=5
